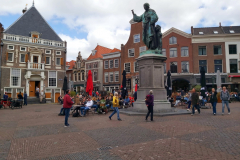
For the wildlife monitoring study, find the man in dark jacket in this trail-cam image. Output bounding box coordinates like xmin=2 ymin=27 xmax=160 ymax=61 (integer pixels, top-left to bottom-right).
xmin=209 ymin=88 xmax=217 ymax=115
xmin=220 ymin=86 xmax=230 ymax=115
xmin=145 ymin=90 xmax=154 ymax=121
xmin=63 ymin=90 xmax=74 ymax=127
xmin=191 ymin=88 xmax=200 ymax=116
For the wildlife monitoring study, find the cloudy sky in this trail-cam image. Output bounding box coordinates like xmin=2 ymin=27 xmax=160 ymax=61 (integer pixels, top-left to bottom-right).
xmin=1 ymin=0 xmax=240 ymax=61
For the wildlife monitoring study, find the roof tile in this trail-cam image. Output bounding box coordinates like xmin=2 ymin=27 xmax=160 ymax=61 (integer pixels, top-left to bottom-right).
xmin=87 ymin=45 xmax=112 ymax=60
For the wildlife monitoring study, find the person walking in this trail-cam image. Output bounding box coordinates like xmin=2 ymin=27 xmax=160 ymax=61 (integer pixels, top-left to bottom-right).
xmin=220 ymin=86 xmax=230 ymax=115
xmin=145 ymin=90 xmax=154 ymax=121
xmin=187 ymin=90 xmax=192 ymax=111
xmin=109 ymin=92 xmax=122 ymax=121
xmin=23 ymin=91 xmax=27 ymax=105
xmin=191 ymin=88 xmax=200 ymax=116
xmin=209 ymin=88 xmax=217 ymax=115
xmin=63 ymin=90 xmax=74 ymax=127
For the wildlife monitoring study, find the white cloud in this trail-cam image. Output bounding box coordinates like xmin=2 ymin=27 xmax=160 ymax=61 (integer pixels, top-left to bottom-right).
xmin=1 ymin=0 xmax=240 ymax=61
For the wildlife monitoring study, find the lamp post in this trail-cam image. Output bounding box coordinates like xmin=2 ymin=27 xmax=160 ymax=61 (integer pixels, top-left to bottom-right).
xmin=0 ymin=41 xmax=3 ymax=92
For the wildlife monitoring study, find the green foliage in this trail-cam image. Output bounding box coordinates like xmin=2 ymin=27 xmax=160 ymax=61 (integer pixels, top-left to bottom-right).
xmin=194 ymin=85 xmax=201 ymax=92
xmin=70 ymin=91 xmax=76 ymax=97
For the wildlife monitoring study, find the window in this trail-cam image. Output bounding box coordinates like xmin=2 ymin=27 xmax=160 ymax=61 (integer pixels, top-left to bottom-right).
xmin=114 ymin=59 xmax=119 ymax=68
xmin=92 ymin=50 xmax=97 ymax=56
xmin=163 ymin=63 xmax=166 ymax=73
xmin=46 ymin=57 xmax=50 ymax=65
xmin=230 ymin=59 xmax=238 ymax=73
xmin=49 ymin=71 xmax=56 ymax=86
xmin=229 ymin=45 xmax=237 ymax=54
xmin=104 ymin=61 xmax=108 ymax=69
xmin=199 ymin=32 xmax=204 ymax=35
xmin=16 ymin=88 xmax=24 ymax=93
xmin=124 ymin=63 xmax=131 ymax=73
xmin=230 ymin=30 xmax=235 ymax=33
xmin=11 ymin=69 xmax=20 ymax=86
xmin=162 ymin=49 xmax=166 ymax=56
xmin=181 ymin=47 xmax=189 ymax=57
xmin=170 ymin=48 xmax=177 ymax=57
xmin=213 ymin=31 xmax=218 ymax=34
xmin=78 ymin=62 xmax=81 ymax=68
xmin=199 ymin=46 xmax=206 ymax=55
xmin=56 ymin=58 xmax=61 ymax=65
xmin=81 ymin=72 xmax=84 ymax=81
xmin=75 ymin=73 xmax=77 ymax=82
xmin=181 ymin=61 xmax=189 ymax=73
xmin=93 ymin=72 xmax=97 ymax=81
xmin=134 ymin=62 xmax=139 ymax=72
xmin=56 ymin=51 xmax=61 ymax=55
xmin=20 ymin=47 xmax=26 ymax=51
xmin=66 ymin=66 xmax=69 ymax=70
xmin=214 ymin=60 xmax=222 ymax=72
xmin=169 ymin=36 xmax=177 ymax=44
xmin=69 ymin=73 xmax=71 ymax=81
xmin=78 ymin=73 xmax=80 ymax=81
xmin=134 ymin=34 xmax=140 ymax=43
xmin=20 ymin=54 xmax=25 ymax=63
xmin=139 ymin=46 xmax=146 ymax=53
xmin=170 ymin=62 xmax=177 ymax=73
xmin=199 ymin=60 xmax=207 ymax=73
xmin=128 ymin=48 xmax=135 ymax=57
xmin=7 ymin=53 xmax=13 ymax=62
xmin=8 ymin=45 xmax=14 ymax=50
xmin=109 ymin=60 xmax=113 ymax=68
xmin=115 ymin=72 xmax=119 ymax=82
xmin=109 ymin=72 xmax=113 ymax=82
xmin=93 ymin=63 xmax=98 ymax=68
xmin=105 ymin=73 xmax=108 ymax=83
xmin=214 ymin=45 xmax=222 ymax=55
xmin=45 ymin=50 xmax=51 ymax=54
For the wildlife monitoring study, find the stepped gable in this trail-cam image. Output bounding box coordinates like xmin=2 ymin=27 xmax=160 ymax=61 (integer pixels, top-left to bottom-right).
xmin=87 ymin=45 xmax=112 ymax=60
xmin=4 ymin=6 xmax=62 ymax=41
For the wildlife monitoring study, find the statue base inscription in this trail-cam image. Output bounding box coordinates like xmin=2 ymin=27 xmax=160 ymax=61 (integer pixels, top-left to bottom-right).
xmin=134 ymin=54 xmax=171 ymax=113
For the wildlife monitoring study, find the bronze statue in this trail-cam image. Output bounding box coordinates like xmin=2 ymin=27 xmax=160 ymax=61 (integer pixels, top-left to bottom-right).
xmin=132 ymin=3 xmax=162 ymax=54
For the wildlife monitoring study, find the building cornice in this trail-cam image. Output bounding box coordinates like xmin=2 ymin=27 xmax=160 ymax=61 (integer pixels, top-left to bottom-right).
xmin=163 ymin=27 xmax=192 ymax=38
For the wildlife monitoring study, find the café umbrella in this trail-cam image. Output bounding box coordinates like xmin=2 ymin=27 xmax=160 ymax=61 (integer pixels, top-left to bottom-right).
xmin=62 ymin=76 xmax=68 ymax=94
xmin=200 ymin=66 xmax=206 ymax=98
xmin=86 ymin=70 xmax=93 ymax=96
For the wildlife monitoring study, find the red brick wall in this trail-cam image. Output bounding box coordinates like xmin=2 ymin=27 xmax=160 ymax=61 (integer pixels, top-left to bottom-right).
xmin=121 ymin=22 xmax=145 ymax=80
xmin=192 ymin=43 xmax=226 ymax=73
xmin=163 ymin=33 xmax=193 ymax=73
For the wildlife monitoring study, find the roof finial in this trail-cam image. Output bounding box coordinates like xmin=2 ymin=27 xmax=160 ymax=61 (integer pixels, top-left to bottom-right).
xmin=33 ymin=0 xmax=34 ymax=6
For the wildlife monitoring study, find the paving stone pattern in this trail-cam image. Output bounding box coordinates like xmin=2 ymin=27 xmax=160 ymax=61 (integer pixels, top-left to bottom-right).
xmin=0 ymin=103 xmax=239 ymax=160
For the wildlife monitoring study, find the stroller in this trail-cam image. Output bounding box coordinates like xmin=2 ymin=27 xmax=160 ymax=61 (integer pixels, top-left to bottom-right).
xmin=10 ymin=99 xmax=23 ymax=109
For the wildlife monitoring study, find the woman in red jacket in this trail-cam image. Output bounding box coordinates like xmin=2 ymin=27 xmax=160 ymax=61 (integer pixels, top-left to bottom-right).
xmin=63 ymin=90 xmax=74 ymax=127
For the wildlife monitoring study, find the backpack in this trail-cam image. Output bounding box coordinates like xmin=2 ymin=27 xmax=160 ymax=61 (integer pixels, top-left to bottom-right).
xmin=72 ymin=112 xmax=79 ymax=117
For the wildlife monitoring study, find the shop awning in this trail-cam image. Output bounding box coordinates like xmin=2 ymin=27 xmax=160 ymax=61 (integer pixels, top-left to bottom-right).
xmin=74 ymin=84 xmax=84 ymax=87
xmin=228 ymin=75 xmax=240 ymax=78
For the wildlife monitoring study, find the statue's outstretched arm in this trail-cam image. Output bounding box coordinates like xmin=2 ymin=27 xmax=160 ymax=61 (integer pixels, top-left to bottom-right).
xmin=133 ymin=14 xmax=143 ymax=22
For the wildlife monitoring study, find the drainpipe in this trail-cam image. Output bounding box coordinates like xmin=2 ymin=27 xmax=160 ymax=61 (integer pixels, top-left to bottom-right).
xmin=0 ymin=41 xmax=3 ymax=96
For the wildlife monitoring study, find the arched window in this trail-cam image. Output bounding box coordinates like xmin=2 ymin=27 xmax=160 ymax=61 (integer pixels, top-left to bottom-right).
xmin=169 ymin=36 xmax=177 ymax=44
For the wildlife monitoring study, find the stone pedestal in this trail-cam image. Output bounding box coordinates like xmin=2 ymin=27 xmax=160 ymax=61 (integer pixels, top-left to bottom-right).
xmin=134 ymin=54 xmax=171 ymax=112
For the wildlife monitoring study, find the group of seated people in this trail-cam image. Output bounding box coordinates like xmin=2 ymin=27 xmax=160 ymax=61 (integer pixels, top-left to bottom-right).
xmin=58 ymin=93 xmax=135 ymax=117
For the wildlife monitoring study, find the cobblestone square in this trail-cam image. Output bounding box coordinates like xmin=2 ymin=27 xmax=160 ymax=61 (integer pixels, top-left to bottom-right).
xmin=0 ymin=103 xmax=240 ymax=160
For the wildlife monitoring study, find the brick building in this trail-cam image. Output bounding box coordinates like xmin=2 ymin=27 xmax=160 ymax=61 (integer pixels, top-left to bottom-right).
xmin=191 ymin=25 xmax=228 ymax=90
xmin=162 ymin=27 xmax=193 ymax=91
xmin=102 ymin=48 xmax=121 ymax=92
xmin=72 ymin=52 xmax=86 ymax=92
xmin=66 ymin=60 xmax=75 ymax=91
xmin=121 ymin=20 xmax=146 ymax=93
xmin=86 ymin=45 xmax=112 ymax=91
xmin=1 ymin=4 xmax=67 ymax=102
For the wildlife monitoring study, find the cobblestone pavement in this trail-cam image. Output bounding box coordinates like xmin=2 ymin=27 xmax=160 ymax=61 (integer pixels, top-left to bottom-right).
xmin=0 ymin=103 xmax=240 ymax=160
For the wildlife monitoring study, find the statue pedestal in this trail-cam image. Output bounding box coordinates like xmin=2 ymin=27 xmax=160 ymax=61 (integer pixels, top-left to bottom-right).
xmin=134 ymin=53 xmax=171 ymax=112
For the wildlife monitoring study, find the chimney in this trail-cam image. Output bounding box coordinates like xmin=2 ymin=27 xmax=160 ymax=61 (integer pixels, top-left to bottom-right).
xmin=191 ymin=26 xmax=193 ymax=35
xmin=219 ymin=22 xmax=221 ymax=27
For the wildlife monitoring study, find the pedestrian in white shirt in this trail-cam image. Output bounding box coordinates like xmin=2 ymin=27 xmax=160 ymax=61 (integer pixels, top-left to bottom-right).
xmin=80 ymin=97 xmax=93 ymax=116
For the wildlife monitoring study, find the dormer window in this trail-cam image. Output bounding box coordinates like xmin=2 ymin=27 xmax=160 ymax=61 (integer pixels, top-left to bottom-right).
xmin=230 ymin=30 xmax=235 ymax=33
xmin=199 ymin=32 xmax=204 ymax=35
xmin=213 ymin=31 xmax=218 ymax=34
xmin=92 ymin=50 xmax=97 ymax=56
xmin=31 ymin=31 xmax=40 ymax=38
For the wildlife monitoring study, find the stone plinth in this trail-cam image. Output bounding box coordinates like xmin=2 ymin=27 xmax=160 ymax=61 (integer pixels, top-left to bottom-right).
xmin=134 ymin=53 xmax=171 ymax=112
